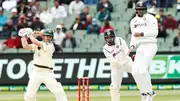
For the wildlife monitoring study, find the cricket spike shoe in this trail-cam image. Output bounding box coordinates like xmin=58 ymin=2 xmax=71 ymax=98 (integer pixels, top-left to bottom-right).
xmin=146 ymin=91 xmax=156 ymax=101
xmin=141 ymin=93 xmax=147 ymax=101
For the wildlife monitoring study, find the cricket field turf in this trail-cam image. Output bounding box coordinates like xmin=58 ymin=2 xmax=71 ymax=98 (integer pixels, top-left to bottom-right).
xmin=0 ymin=90 xmax=179 ymax=101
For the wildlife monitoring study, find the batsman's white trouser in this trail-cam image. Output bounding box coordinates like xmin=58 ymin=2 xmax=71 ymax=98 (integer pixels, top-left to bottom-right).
xmin=24 ymin=67 xmax=68 ymax=101
xmin=132 ymin=43 xmax=157 ymax=75
xmin=110 ymin=61 xmax=132 ymax=101
xmin=132 ymin=43 xmax=157 ymax=94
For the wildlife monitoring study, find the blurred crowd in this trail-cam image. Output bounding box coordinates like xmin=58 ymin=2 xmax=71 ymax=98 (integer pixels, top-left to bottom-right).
xmin=0 ymin=0 xmax=179 ymax=52
xmin=0 ymin=0 xmax=115 ymax=52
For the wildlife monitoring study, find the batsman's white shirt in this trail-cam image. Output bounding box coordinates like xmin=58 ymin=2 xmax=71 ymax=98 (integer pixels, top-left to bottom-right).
xmin=30 ymin=41 xmax=55 ymax=68
xmin=103 ymin=37 xmax=132 ymax=67
xmin=130 ymin=13 xmax=158 ymax=47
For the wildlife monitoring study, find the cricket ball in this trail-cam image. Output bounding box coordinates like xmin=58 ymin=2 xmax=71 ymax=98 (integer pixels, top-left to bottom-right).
xmin=132 ymin=54 xmax=136 ymax=60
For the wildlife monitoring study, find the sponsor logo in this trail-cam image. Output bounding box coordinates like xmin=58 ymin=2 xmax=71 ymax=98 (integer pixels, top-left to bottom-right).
xmin=0 ymin=58 xmax=128 ymax=80
xmin=0 ymin=54 xmax=179 ymax=85
xmin=149 ymin=55 xmax=180 ymax=79
xmin=134 ymin=23 xmax=147 ymax=28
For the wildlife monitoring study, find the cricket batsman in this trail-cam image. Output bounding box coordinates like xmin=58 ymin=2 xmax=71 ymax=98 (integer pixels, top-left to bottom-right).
xmin=19 ymin=28 xmax=68 ymax=101
xmin=103 ymin=29 xmax=133 ymax=101
xmin=128 ymin=1 xmax=158 ymax=101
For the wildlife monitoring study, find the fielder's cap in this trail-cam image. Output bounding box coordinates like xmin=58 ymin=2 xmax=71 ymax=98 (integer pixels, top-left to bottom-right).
xmin=56 ymin=25 xmax=62 ymax=29
xmin=11 ymin=8 xmax=17 ymax=12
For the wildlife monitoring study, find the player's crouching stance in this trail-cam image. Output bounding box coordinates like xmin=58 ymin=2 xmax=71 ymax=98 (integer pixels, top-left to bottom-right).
xmin=19 ymin=28 xmax=68 ymax=101
xmin=103 ymin=29 xmax=133 ymax=101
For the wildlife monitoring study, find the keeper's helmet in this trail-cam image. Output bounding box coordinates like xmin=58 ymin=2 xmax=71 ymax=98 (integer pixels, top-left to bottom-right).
xmin=104 ymin=29 xmax=115 ymax=46
xmin=135 ymin=1 xmax=147 ymax=17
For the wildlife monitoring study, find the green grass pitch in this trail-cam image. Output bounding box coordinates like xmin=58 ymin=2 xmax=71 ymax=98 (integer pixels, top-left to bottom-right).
xmin=0 ymin=90 xmax=179 ymax=101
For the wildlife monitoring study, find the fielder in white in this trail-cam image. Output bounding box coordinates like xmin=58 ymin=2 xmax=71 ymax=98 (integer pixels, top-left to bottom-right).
xmin=128 ymin=1 xmax=158 ymax=101
xmin=19 ymin=28 xmax=68 ymax=101
xmin=103 ymin=29 xmax=133 ymax=101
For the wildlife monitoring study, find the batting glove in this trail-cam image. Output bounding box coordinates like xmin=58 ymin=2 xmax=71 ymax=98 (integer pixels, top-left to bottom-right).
xmin=18 ymin=28 xmax=28 ymax=37
xmin=25 ymin=28 xmax=33 ymax=37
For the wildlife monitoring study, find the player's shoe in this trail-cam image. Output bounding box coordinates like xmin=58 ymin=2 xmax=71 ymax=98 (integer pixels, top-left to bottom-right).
xmin=141 ymin=91 xmax=155 ymax=101
xmin=144 ymin=91 xmax=156 ymax=101
xmin=148 ymin=91 xmax=156 ymax=101
xmin=141 ymin=93 xmax=147 ymax=101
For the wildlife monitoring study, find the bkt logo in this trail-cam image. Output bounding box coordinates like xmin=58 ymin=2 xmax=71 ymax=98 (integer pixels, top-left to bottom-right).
xmin=134 ymin=23 xmax=147 ymax=28
xmin=149 ymin=55 xmax=180 ymax=79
